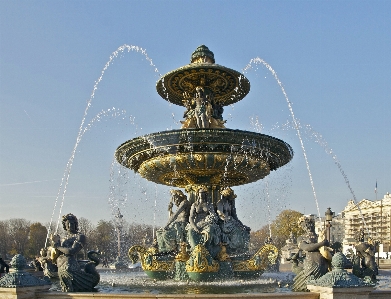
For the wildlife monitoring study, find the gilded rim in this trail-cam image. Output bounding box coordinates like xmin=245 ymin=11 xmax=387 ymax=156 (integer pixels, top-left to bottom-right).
xmin=115 ymin=129 xmax=293 ymax=188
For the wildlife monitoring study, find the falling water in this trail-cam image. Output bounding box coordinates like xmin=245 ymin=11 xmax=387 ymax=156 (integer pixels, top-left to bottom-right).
xmin=243 ymin=58 xmax=322 ymax=221
xmin=250 ymin=116 xmax=272 ymax=236
xmin=109 ymin=156 xmax=130 ymax=219
xmin=153 ymin=185 xmax=158 ymax=240
xmin=45 ymin=44 xmax=160 ymax=247
xmin=302 ymin=123 xmax=369 ymax=233
xmin=45 ymin=108 xmax=126 ymax=247
xmin=264 ymin=179 xmax=272 ymax=237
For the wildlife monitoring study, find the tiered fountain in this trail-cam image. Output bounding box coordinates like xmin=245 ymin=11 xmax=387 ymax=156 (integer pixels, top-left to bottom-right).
xmin=115 ymin=45 xmax=293 ymax=281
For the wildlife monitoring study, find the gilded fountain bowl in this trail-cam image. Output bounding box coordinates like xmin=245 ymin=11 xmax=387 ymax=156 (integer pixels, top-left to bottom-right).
xmin=156 ymin=63 xmax=250 ymax=107
xmin=115 ymin=129 xmax=293 ymax=188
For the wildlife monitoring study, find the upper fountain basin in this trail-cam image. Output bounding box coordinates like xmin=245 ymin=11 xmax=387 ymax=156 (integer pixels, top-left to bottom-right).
xmin=156 ymin=63 xmax=250 ymax=107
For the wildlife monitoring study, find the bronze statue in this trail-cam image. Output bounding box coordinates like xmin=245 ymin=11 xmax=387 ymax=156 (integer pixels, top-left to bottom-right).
xmin=50 ymin=213 xmax=100 ymax=292
xmin=292 ymin=216 xmax=330 ymax=292
xmin=181 ymin=86 xmax=226 ymax=129
xmin=193 ymin=86 xmax=210 ymax=128
xmin=157 ymin=189 xmax=191 ymax=252
xmin=216 ymin=187 xmax=250 ymax=254
xmin=0 ymin=256 xmax=9 ymax=277
xmin=187 ymin=186 xmax=221 ymax=258
xmin=352 ymin=228 xmax=378 ymax=282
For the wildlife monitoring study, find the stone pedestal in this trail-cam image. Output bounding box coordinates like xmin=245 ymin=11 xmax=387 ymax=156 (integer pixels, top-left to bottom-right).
xmin=0 ymin=285 xmax=50 ymax=299
xmin=307 ymin=285 xmax=374 ymax=299
xmin=0 ymin=254 xmax=51 ymax=299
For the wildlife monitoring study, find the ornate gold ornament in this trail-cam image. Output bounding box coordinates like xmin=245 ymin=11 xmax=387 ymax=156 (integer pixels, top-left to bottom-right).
xmin=185 ymin=244 xmax=219 ymax=273
xmin=175 ymin=242 xmax=190 ymax=262
xmin=220 ymin=187 xmax=236 ymax=198
xmin=217 ymin=243 xmax=231 ymax=262
xmin=232 ymin=244 xmax=279 ymax=272
xmin=128 ymin=245 xmax=174 ymax=272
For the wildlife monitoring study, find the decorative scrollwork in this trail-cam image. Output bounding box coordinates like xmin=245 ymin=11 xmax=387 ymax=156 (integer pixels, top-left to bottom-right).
xmin=156 ymin=65 xmax=250 ymax=107
xmin=233 ymin=244 xmax=279 ymax=272
xmin=128 ymin=245 xmax=174 ymax=272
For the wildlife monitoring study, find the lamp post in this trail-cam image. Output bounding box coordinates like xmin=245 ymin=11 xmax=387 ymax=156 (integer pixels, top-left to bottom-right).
xmin=325 ymin=207 xmax=334 ymax=243
xmin=113 ymin=208 xmax=128 ymax=269
xmin=114 ymin=208 xmax=123 ymax=259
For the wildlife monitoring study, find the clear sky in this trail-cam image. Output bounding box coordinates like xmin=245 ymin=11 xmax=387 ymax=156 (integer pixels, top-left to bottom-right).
xmin=0 ymin=1 xmax=390 ymax=231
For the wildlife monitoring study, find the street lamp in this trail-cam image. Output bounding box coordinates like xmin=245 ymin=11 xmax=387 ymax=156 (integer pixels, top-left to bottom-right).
xmin=325 ymin=207 xmax=334 ymax=243
xmin=114 ymin=208 xmax=123 ymax=259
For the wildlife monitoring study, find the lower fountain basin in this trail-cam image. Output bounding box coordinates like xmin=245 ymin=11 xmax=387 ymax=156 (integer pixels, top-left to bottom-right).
xmin=49 ymin=269 xmax=295 ymax=295
xmin=115 ymin=129 xmax=293 ymax=188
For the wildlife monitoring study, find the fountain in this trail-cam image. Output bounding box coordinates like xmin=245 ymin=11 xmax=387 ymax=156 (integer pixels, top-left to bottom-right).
xmin=0 ymin=45 xmax=390 ymax=299
xmin=115 ymin=45 xmax=293 ymax=281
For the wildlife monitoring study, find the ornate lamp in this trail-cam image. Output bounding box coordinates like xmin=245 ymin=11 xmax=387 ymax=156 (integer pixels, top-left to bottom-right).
xmin=325 ymin=207 xmax=334 ymax=242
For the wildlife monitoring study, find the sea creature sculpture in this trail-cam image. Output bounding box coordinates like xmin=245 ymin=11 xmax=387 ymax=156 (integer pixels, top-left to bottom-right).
xmin=352 ymin=228 xmax=379 ymax=282
xmin=38 ymin=247 xmax=58 ymax=279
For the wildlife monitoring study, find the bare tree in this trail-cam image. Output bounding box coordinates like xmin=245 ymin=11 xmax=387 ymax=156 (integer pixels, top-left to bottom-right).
xmin=0 ymin=221 xmax=11 ymax=259
xmin=78 ymin=217 xmax=94 ymax=259
xmin=89 ymin=220 xmax=116 ymax=261
xmin=27 ymin=222 xmax=47 ymax=259
xmin=8 ymin=218 xmax=31 ymax=255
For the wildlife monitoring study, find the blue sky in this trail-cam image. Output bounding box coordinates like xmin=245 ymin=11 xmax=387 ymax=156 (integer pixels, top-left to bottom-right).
xmin=0 ymin=1 xmax=390 ymax=230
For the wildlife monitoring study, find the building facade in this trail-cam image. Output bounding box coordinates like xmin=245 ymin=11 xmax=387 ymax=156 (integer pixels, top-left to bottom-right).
xmin=342 ymin=192 xmax=391 ymax=253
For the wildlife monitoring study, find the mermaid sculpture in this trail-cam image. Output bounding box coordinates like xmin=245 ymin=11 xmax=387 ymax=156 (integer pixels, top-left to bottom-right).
xmin=50 ymin=213 xmax=100 ymax=292
xmin=292 ymin=216 xmax=330 ymax=292
xmin=216 ymin=187 xmax=250 ymax=255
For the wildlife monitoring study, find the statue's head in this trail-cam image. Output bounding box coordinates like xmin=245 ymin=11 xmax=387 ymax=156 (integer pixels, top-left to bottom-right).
xmin=298 ymin=216 xmax=315 ymax=233
xmin=195 ymin=86 xmax=204 ymax=97
xmin=62 ymin=213 xmax=79 ymax=233
xmin=170 ymin=189 xmax=187 ymax=205
xmin=220 ymin=187 xmax=237 ymax=200
xmin=197 ymin=185 xmax=208 ymax=201
xmin=39 ymin=247 xmax=47 ymax=257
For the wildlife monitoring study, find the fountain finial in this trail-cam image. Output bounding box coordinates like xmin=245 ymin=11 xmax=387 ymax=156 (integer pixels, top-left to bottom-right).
xmin=191 ymin=45 xmax=215 ymax=64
